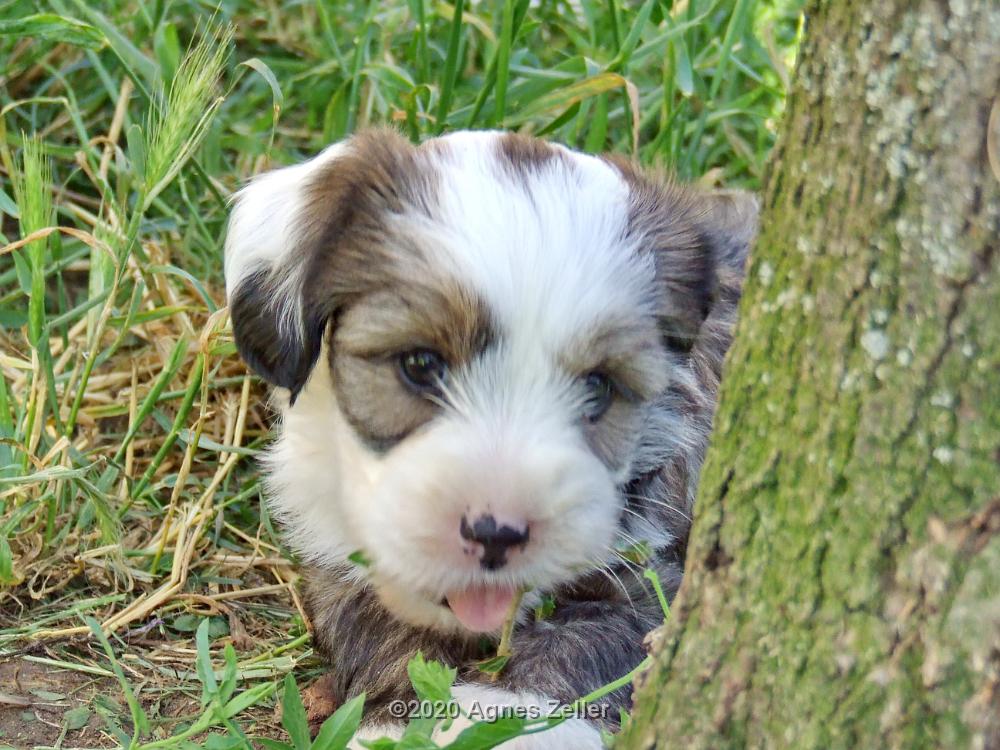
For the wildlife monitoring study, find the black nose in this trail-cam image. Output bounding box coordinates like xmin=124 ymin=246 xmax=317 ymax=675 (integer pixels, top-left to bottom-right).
xmin=460 ymin=514 xmax=529 ymax=570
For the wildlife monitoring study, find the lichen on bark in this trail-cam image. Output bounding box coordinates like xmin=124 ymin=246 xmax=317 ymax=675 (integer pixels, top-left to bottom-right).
xmin=620 ymin=1 xmax=1000 ymax=748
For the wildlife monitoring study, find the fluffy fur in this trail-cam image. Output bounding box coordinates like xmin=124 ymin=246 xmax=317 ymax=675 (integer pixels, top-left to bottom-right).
xmin=224 ymin=129 xmax=756 ymax=745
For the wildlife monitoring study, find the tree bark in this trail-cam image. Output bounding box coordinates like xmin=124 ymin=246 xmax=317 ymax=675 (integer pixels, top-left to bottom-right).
xmin=620 ymin=1 xmax=1000 ymax=748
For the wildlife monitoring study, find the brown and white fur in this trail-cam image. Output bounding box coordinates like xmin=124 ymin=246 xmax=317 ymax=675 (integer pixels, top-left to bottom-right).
xmin=224 ymin=129 xmax=756 ymax=748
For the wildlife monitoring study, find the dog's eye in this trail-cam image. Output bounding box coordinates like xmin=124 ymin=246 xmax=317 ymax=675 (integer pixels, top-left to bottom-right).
xmin=398 ymin=349 xmax=447 ymax=393
xmin=582 ymin=372 xmax=614 ymax=422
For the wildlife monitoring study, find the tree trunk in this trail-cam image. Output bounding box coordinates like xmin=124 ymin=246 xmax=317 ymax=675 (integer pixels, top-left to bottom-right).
xmin=620 ymin=2 xmax=1000 ymax=748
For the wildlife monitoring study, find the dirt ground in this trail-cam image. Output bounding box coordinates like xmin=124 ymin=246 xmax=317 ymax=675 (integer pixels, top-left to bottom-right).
xmin=0 ymin=658 xmax=123 ymax=749
xmin=0 ymin=656 xmax=291 ymax=749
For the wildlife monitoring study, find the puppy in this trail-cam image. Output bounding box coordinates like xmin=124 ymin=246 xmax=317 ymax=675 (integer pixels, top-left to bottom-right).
xmin=224 ymin=129 xmax=755 ymax=747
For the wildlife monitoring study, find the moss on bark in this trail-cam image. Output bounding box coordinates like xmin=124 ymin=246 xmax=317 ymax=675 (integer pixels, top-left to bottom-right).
xmin=620 ymin=1 xmax=1000 ymax=748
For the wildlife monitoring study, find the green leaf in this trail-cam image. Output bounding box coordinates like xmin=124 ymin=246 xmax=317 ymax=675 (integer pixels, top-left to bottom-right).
xmin=510 ymin=71 xmax=633 ymax=123
xmin=240 ymin=58 xmax=284 ymax=112
xmin=673 ymin=37 xmax=694 ymax=97
xmin=176 ymin=429 xmax=258 ymax=456
xmin=0 ymin=534 xmax=20 ymax=585
xmin=311 ymin=692 xmax=365 ymax=750
xmin=0 ymin=13 xmax=103 ymax=48
xmin=601 ymin=723 xmax=617 ymax=746
xmin=10 ymin=247 xmax=31 ymax=295
xmin=643 ymin=567 xmax=671 ymax=620
xmin=203 ymin=734 xmax=244 ymax=750
xmin=112 ymin=335 xmax=189 ymax=464
xmin=256 ymin=740 xmax=295 ymax=750
xmin=474 ymin=655 xmax=509 ymax=675
xmin=348 ymin=549 xmax=373 ymax=568
xmin=440 ymin=716 xmax=533 ymax=750
xmin=609 ymin=0 xmax=657 ymax=71
xmin=63 ymin=705 xmax=91 ymax=731
xmin=617 ymin=539 xmax=652 ymax=564
xmin=394 ymin=734 xmax=439 ymax=749
xmin=154 ymin=21 xmax=181 ymax=84
xmin=195 ymin=617 xmax=219 ymax=702
xmin=169 ymin=613 xmax=201 ymax=632
xmin=407 ymin=652 xmax=457 ymax=705
xmin=126 ymin=123 xmax=145 ymax=183
xmin=222 ymin=682 xmax=277 ymax=719
xmin=67 ymin=0 xmax=159 ymax=90
xmin=434 ymin=0 xmax=465 ymax=131
xmin=533 ymin=594 xmax=556 ymax=621
xmin=356 ymin=739 xmax=401 ymax=750
xmin=171 ymin=614 xmax=228 ymax=638
xmin=219 ymin=643 xmax=238 ymax=702
xmin=92 ymin=694 xmax=123 ymax=714
xmin=84 ymin=617 xmax=150 ymax=740
xmin=0 ymin=187 xmax=18 ymax=218
xmin=400 ymin=717 xmax=439 ymax=743
xmin=280 ymin=674 xmax=311 ymax=750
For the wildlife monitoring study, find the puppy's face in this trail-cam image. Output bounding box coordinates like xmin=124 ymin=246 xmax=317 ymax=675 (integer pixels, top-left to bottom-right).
xmin=225 ymin=130 xmax=754 ymax=634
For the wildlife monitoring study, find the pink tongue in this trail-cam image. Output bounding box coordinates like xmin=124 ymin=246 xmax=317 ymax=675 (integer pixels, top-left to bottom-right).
xmin=446 ymin=584 xmax=517 ymax=633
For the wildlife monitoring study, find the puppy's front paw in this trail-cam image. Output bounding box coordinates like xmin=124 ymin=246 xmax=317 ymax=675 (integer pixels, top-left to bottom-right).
xmin=433 ymin=684 xmax=605 ymax=749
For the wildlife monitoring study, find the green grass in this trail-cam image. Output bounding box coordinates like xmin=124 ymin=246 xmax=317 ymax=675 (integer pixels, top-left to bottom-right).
xmin=0 ymin=0 xmax=803 ymax=747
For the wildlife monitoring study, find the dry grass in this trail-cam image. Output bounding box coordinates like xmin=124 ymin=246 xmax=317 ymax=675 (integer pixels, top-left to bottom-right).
xmin=0 ymin=0 xmax=803 ymax=746
xmin=1 ymin=27 xmax=310 ymax=741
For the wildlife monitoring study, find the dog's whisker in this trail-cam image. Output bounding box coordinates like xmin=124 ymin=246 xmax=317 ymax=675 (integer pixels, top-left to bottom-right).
xmin=591 ymin=560 xmax=639 ymax=616
xmin=592 ymin=547 xmax=636 ymax=612
xmin=607 ymin=545 xmax=654 ymax=585
xmin=622 ymin=492 xmax=693 ymax=522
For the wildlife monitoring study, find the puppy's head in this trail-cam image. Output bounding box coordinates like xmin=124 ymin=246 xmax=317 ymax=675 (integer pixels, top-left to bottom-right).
xmin=225 ymin=129 xmax=756 ymax=634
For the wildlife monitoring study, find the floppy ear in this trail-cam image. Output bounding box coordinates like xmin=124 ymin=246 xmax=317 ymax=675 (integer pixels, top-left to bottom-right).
xmin=605 ymin=154 xmax=757 ymax=351
xmin=225 ymin=129 xmax=423 ymax=400
xmin=693 ymin=189 xmax=758 ymax=276
xmin=663 ymin=188 xmax=758 ymax=351
xmin=224 ymin=143 xmax=349 ymax=399
xmin=618 ymin=167 xmax=757 ymax=352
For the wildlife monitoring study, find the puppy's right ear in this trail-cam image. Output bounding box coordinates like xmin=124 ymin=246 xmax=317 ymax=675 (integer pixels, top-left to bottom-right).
xmin=224 ymin=144 xmax=348 ymax=400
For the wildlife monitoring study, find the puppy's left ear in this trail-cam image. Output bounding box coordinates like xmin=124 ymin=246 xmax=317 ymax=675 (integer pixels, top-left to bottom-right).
xmin=693 ymin=189 xmax=759 ymax=275
xmin=645 ymin=185 xmax=758 ymax=352
xmin=225 ymin=129 xmax=420 ymax=400
xmin=610 ymin=156 xmax=758 ymax=351
xmin=666 ymin=188 xmax=758 ymax=350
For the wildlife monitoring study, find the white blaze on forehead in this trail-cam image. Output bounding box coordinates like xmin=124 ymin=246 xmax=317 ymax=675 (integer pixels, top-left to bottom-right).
xmin=424 ymin=131 xmax=654 ymax=359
